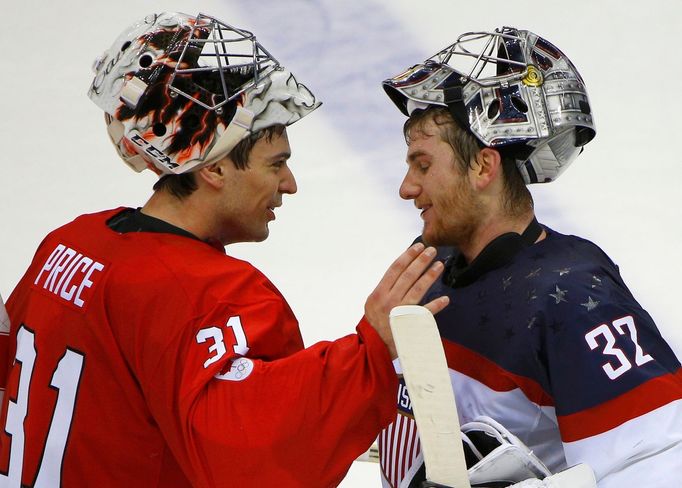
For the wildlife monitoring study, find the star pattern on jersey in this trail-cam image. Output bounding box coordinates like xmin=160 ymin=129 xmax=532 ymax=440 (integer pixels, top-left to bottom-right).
xmin=526 ymin=268 xmax=542 ymax=279
xmin=549 ymin=319 xmax=564 ymax=334
xmin=527 ymin=315 xmax=539 ymax=329
xmin=434 ymin=237 xmax=617 ymax=343
xmin=526 ymin=289 xmax=537 ymax=302
xmin=581 ymin=296 xmax=599 ymax=311
xmin=549 ymin=285 xmax=568 ymax=304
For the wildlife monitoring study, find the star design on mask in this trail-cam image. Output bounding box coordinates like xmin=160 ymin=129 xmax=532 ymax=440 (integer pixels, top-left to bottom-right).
xmin=526 ymin=289 xmax=537 ymax=302
xmin=476 ymin=290 xmax=487 ymax=303
xmin=531 ymin=252 xmax=546 ymax=261
xmin=504 ymin=328 xmax=515 ymax=339
xmin=526 ymin=268 xmax=542 ymax=279
xmin=553 ymin=267 xmax=571 ymax=276
xmin=591 ymin=275 xmax=603 ymax=288
xmin=549 ymin=285 xmax=568 ymax=304
xmin=504 ymin=302 xmax=513 ymax=314
xmin=580 ymin=296 xmax=599 ymax=312
xmin=478 ymin=314 xmax=491 ymax=327
xmin=502 ymin=276 xmax=512 ymax=291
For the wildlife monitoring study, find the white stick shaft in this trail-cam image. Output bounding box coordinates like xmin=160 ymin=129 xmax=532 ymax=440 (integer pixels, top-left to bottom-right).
xmin=390 ymin=305 xmax=471 ymax=488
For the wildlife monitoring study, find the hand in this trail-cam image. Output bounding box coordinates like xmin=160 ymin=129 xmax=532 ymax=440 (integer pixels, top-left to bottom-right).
xmin=364 ymin=243 xmax=449 ymax=358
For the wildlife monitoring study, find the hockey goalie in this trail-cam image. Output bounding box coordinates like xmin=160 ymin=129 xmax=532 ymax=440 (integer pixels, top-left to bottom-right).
xmin=380 ymin=306 xmax=597 ymax=488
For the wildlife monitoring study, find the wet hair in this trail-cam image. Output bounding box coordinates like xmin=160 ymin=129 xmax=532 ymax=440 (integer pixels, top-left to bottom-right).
xmin=404 ymin=106 xmax=532 ymax=216
xmin=153 ymin=124 xmax=287 ymax=198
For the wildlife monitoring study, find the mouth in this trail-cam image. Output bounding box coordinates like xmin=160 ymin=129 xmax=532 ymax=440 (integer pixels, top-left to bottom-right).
xmin=267 ymin=204 xmax=281 ymax=219
xmin=418 ymin=204 xmax=432 ymax=220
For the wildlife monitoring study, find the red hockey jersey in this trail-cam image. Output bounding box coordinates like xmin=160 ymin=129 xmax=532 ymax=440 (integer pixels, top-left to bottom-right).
xmin=0 ymin=208 xmax=397 ymax=487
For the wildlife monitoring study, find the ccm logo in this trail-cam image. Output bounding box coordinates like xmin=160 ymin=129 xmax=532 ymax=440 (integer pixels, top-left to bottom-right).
xmin=129 ymin=132 xmax=178 ymax=170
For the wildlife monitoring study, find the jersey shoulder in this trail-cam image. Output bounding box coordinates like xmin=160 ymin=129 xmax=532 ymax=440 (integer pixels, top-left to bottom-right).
xmin=33 ymin=208 xmax=288 ymax=316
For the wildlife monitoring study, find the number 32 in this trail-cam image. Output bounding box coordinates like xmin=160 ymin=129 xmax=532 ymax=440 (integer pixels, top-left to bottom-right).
xmin=584 ymin=315 xmax=653 ymax=380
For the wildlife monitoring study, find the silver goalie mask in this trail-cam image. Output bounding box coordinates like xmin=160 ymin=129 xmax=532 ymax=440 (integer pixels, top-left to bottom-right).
xmin=89 ymin=12 xmax=321 ymax=175
xmin=382 ymin=27 xmax=596 ymax=183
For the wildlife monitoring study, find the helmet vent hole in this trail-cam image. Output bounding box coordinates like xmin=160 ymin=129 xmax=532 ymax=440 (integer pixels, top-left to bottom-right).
xmin=152 ymin=123 xmax=167 ymax=137
xmin=139 ymin=54 xmax=154 ymax=68
xmin=511 ymin=96 xmax=528 ymax=113
xmin=487 ymin=99 xmax=500 ymax=120
xmin=121 ymin=41 xmax=131 ymax=52
xmin=579 ymin=100 xmax=591 ymax=115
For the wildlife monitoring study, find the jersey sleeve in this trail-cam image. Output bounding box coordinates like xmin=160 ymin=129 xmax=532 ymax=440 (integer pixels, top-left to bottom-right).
xmin=112 ymin=266 xmax=397 ymax=487
xmin=0 ymin=296 xmax=9 ymax=401
xmin=542 ymin=263 xmax=682 ymax=486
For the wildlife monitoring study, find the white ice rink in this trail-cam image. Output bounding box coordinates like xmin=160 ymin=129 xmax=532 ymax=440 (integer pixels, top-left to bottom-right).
xmin=1 ymin=0 xmax=681 ymax=485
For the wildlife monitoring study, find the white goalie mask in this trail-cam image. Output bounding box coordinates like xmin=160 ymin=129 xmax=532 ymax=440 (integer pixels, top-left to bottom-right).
xmin=88 ymin=12 xmax=321 ymax=175
xmin=382 ymin=27 xmax=596 ymax=183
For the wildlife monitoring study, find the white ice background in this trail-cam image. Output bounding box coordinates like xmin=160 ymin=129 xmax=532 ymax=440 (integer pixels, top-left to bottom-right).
xmin=1 ymin=1 xmax=681 ymax=485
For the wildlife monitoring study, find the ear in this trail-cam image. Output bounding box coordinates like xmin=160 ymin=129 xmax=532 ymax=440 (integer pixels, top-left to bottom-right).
xmin=197 ymin=160 xmax=226 ymax=190
xmin=470 ymin=147 xmax=502 ymax=190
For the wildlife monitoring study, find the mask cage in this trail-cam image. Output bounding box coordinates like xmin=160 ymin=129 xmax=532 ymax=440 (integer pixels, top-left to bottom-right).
xmin=168 ymin=13 xmax=280 ymax=113
xmin=429 ymin=28 xmax=530 ymax=87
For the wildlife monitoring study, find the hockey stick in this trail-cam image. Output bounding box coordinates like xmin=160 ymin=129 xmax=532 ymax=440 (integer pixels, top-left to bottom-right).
xmin=389 ymin=305 xmax=471 ymax=488
xmin=356 ymin=443 xmax=379 ymax=463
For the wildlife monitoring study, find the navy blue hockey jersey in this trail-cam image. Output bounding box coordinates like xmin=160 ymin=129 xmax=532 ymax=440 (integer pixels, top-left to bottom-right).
xmin=380 ymin=227 xmax=682 ymax=487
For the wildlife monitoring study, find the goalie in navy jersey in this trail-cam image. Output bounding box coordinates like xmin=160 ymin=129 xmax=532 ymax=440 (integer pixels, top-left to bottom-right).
xmin=378 ymin=27 xmax=682 ymax=487
xmin=0 ymin=12 xmax=449 ymax=487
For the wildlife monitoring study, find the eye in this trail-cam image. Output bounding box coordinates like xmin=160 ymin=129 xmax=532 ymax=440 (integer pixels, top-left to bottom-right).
xmin=418 ymin=162 xmax=430 ymax=174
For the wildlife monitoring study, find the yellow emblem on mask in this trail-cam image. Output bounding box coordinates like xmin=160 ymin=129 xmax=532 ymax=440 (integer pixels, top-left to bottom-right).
xmin=522 ymin=65 xmax=543 ymax=87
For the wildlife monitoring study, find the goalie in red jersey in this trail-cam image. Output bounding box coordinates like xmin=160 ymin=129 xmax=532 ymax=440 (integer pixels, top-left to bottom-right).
xmin=0 ymin=12 xmax=448 ymax=487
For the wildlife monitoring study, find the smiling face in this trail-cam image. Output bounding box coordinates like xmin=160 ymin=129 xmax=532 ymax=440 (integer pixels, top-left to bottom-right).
xmin=399 ymin=117 xmax=484 ymax=248
xmin=217 ymin=128 xmax=296 ymax=244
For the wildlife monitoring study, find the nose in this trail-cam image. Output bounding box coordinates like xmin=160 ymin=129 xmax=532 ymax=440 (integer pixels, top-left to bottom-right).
xmin=280 ymin=164 xmax=297 ymax=195
xmin=399 ymin=170 xmax=419 ymax=200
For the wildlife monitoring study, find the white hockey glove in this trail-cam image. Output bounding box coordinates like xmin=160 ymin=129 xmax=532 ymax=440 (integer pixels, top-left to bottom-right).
xmin=420 ymin=417 xmax=596 ymax=488
xmin=462 ymin=416 xmax=551 ymax=486
xmin=422 ymin=464 xmax=595 ymax=488
xmin=506 ymin=464 xmax=596 ymax=488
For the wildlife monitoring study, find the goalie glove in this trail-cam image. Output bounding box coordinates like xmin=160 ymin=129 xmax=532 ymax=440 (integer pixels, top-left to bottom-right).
xmin=506 ymin=464 xmax=596 ymax=488
xmin=462 ymin=416 xmax=551 ymax=486
xmin=418 ymin=415 xmax=549 ymax=488
xmin=422 ymin=464 xmax=596 ymax=488
xmin=420 ymin=417 xmax=595 ymax=488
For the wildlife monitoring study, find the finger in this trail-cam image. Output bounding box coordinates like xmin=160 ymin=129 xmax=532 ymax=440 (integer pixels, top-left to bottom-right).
xmin=389 ymin=246 xmax=438 ymax=298
xmin=399 ymin=259 xmax=445 ymax=304
xmin=423 ymin=296 xmax=450 ymax=316
xmin=372 ymin=242 xmax=425 ymax=296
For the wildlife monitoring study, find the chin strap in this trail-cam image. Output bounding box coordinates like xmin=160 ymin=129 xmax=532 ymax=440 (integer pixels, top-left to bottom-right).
xmin=443 ymin=82 xmax=471 ymax=134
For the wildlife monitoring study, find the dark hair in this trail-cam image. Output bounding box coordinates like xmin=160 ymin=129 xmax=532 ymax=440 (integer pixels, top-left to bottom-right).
xmin=228 ymin=124 xmax=286 ymax=170
xmin=404 ymin=106 xmax=532 ymax=216
xmin=153 ymin=124 xmax=287 ymax=198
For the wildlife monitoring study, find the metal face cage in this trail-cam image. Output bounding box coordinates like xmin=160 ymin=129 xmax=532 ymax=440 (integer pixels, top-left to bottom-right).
xmin=429 ymin=27 xmax=531 ymax=87
xmin=168 ymin=13 xmax=280 ymax=113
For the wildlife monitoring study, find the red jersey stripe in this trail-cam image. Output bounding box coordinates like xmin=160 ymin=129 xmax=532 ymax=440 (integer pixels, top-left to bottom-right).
xmin=558 ymin=368 xmax=682 ymax=442
xmin=442 ymin=339 xmax=554 ymax=406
